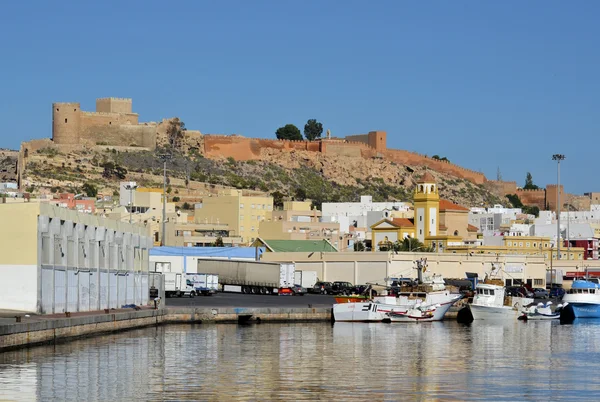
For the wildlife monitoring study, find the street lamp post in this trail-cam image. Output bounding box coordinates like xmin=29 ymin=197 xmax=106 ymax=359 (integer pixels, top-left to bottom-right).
xmin=124 ymin=184 xmax=138 ymax=224
xmin=552 ymin=154 xmax=565 ymax=266
xmin=158 ymin=153 xmax=172 ymax=246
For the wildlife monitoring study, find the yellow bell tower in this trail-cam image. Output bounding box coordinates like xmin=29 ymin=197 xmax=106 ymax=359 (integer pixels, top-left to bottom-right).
xmin=413 ymin=172 xmax=440 ymax=243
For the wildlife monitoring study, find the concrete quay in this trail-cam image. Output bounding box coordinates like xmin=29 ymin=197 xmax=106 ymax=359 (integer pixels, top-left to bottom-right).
xmin=0 ymin=306 xmax=332 ymax=351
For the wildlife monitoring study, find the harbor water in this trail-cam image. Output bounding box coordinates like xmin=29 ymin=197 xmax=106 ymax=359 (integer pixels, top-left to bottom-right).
xmin=1 ymin=320 xmax=600 ymax=401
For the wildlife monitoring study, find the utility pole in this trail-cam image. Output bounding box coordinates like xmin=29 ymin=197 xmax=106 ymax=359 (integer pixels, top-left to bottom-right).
xmin=158 ymin=153 xmax=172 ymax=246
xmin=124 ymin=183 xmax=138 ymax=224
xmin=552 ymin=154 xmax=565 ymax=262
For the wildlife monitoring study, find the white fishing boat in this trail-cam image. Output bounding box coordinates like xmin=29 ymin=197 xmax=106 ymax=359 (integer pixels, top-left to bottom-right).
xmin=469 ymin=282 xmax=534 ymax=320
xmin=518 ymin=301 xmax=563 ymax=321
xmin=333 ymin=266 xmax=462 ymax=322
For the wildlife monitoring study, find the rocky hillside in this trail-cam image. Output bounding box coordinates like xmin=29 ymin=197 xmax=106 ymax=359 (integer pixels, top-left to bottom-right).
xmin=21 ymin=145 xmax=502 ymax=208
xmin=0 ymin=149 xmax=18 ymax=183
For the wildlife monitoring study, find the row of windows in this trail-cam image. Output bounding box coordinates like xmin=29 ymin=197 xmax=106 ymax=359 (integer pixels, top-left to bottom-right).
xmin=240 ymin=215 xmax=263 ymax=221
xmin=240 ymin=226 xmax=256 ymax=232
xmin=477 ymin=288 xmax=495 ymax=295
xmin=569 ymin=288 xmax=597 ymax=294
xmin=240 ymin=203 xmax=273 ymax=210
xmin=507 ymin=242 xmax=549 ymax=248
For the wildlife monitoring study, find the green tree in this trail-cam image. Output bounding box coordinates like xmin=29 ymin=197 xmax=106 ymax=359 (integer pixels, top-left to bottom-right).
xmin=172 ymin=196 xmax=180 ymax=202
xmin=182 ymin=202 xmax=192 ymax=210
xmin=271 ymin=191 xmax=285 ymax=209
xmin=506 ymin=194 xmax=523 ymax=208
xmin=523 ymin=205 xmax=540 ymax=217
xmin=82 ymin=182 xmax=98 ymax=198
xmin=213 ymin=236 xmax=225 ymax=247
xmin=275 ymin=124 xmax=302 ymax=141
xmin=167 ymin=186 xmax=172 ymax=194
xmin=523 ymin=172 xmax=539 ymax=190
xmin=303 ymin=119 xmax=323 ymax=141
xmin=167 ymin=118 xmax=186 ymax=149
xmin=353 ymin=241 xmax=365 ymax=252
xmin=395 ymin=237 xmax=433 ymax=252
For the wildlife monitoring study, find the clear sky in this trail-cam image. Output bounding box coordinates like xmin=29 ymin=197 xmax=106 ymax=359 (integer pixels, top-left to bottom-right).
xmin=1 ymin=1 xmax=598 ymax=194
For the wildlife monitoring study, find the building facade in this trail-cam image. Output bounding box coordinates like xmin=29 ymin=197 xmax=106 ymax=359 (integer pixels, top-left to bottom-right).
xmin=194 ymin=189 xmax=273 ymax=244
xmin=0 ymin=203 xmax=153 ymax=313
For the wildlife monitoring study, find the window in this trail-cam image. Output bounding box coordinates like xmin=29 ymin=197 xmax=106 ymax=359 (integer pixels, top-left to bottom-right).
xmin=419 ymin=229 xmax=422 ymax=235
xmin=240 ymin=226 xmax=244 ymax=232
xmin=65 ymin=118 xmax=68 ymax=123
xmin=544 ymin=243 xmax=548 ymax=248
xmin=240 ymin=215 xmax=244 ymax=221
xmin=534 ymin=279 xmax=544 ymax=286
xmin=240 ymin=204 xmax=244 ymax=209
xmin=432 ymin=219 xmax=434 ymax=224
xmin=533 ymin=243 xmax=537 ymax=248
xmin=489 ymin=289 xmax=495 ymax=295
xmin=251 ymin=226 xmax=255 ymax=231
xmin=526 ymin=242 xmax=530 ymax=247
xmin=519 ymin=242 xmax=523 ymax=247
xmin=420 ymin=216 xmax=422 ymax=222
xmin=252 ymin=204 xmax=255 ymax=209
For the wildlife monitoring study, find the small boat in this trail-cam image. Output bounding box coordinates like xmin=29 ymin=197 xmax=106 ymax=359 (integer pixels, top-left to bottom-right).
xmin=385 ymin=304 xmax=441 ymax=322
xmin=469 ymin=281 xmax=534 ymax=320
xmin=518 ymin=301 xmax=564 ymax=321
xmin=561 ymin=279 xmax=600 ymax=319
xmin=333 ymin=271 xmax=462 ymax=322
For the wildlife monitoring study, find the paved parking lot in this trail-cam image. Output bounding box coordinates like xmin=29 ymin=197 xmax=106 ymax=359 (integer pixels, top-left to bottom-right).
xmin=165 ymin=292 xmax=337 ymax=308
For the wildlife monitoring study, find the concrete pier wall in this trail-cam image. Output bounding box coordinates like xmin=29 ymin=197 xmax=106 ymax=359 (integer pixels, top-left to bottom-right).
xmin=0 ymin=307 xmax=332 ymax=351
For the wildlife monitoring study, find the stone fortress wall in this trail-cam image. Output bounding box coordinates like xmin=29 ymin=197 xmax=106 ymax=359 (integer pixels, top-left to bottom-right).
xmin=52 ymin=98 xmax=156 ymax=148
xmin=18 ymin=97 xmax=589 ymax=210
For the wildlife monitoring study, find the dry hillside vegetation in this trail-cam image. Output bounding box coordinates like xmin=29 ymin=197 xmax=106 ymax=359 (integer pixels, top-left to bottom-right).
xmin=22 ymin=146 xmax=502 ymax=208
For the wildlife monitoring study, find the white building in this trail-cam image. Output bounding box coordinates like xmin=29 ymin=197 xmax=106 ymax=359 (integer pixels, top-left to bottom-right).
xmin=322 ymin=196 xmax=411 ymax=233
xmin=0 ymin=203 xmax=153 ymax=313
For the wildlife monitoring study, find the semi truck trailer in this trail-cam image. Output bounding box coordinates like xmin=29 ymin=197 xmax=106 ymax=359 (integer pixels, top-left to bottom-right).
xmin=197 ymin=258 xmax=297 ymax=295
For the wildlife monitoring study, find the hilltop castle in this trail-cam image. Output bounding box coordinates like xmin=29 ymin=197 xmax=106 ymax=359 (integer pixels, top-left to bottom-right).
xmin=18 ymin=97 xmax=590 ymax=211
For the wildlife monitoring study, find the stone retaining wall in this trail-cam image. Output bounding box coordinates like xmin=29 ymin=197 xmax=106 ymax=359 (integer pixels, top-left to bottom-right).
xmin=0 ymin=307 xmax=332 ymax=351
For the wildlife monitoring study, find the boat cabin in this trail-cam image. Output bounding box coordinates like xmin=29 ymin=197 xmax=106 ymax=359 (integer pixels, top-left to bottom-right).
xmin=473 ymin=284 xmax=506 ymax=308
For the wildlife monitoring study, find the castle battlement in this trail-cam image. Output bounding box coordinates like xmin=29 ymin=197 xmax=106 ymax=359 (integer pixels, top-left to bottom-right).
xmin=96 ymin=97 xmax=132 ymax=102
xmin=81 ymin=111 xmax=139 ymax=117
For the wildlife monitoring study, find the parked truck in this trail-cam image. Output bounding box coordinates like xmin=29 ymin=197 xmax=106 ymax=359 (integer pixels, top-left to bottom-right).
xmin=164 ymin=272 xmax=196 ymax=298
xmin=197 ymin=258 xmax=297 ymax=295
xmin=294 ymin=270 xmax=318 ymax=289
xmin=152 ymin=261 xmax=219 ymax=297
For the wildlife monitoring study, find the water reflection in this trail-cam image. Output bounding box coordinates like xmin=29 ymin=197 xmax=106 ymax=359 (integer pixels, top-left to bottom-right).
xmin=1 ymin=321 xmax=600 ymax=401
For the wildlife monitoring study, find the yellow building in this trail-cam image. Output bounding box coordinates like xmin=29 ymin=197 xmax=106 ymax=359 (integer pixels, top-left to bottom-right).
xmin=446 ymin=235 xmax=585 ymax=260
xmin=194 ymin=189 xmax=273 ymax=244
xmin=0 ymin=202 xmax=152 ymax=313
xmin=164 ymin=221 xmax=243 ymax=247
xmin=370 ymin=173 xmax=477 ymax=251
xmin=259 ymin=200 xmax=343 ymax=248
xmin=414 ymin=172 xmax=439 ymax=242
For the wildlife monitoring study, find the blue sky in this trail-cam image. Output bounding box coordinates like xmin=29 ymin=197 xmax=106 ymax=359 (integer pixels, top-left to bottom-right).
xmin=1 ymin=1 xmax=597 ymax=194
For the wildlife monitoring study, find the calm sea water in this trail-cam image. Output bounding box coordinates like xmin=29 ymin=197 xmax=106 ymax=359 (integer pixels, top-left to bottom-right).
xmin=1 ymin=320 xmax=600 ymax=401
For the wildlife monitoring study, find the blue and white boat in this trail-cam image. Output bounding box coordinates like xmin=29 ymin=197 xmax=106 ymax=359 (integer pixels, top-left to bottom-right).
xmin=562 ymin=280 xmax=600 ymax=318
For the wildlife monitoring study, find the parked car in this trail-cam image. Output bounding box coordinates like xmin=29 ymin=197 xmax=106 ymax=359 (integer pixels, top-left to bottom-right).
xmin=506 ymin=286 xmax=534 ymax=298
xmin=550 ymin=287 xmax=566 ymax=299
xmin=533 ymin=288 xmax=549 ymax=299
xmin=331 ymin=281 xmax=354 ymax=295
xmin=291 ymin=284 xmax=307 ymax=295
xmin=311 ymin=281 xmax=333 ymax=294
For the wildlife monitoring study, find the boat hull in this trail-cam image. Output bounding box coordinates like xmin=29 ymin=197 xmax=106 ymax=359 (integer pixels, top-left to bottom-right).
xmin=333 ymin=302 xmax=387 ymax=322
xmin=470 ymin=304 xmax=520 ymax=320
xmin=570 ymin=303 xmax=600 ymax=318
xmin=387 ymin=299 xmax=456 ymax=322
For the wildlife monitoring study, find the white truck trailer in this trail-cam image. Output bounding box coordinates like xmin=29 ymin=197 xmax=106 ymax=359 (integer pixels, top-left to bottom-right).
xmin=163 ymin=272 xmax=196 ymax=298
xmin=152 ymin=261 xmax=219 ymax=297
xmin=294 ymin=270 xmax=318 ymax=289
xmin=197 ymin=259 xmax=297 ymax=295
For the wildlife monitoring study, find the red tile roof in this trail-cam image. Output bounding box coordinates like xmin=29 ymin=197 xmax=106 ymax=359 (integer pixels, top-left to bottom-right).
xmin=391 ymin=218 xmax=415 ymax=227
xmin=439 ymin=199 xmax=469 ymax=212
xmin=417 ymin=172 xmax=436 ymax=183
xmin=467 ymin=224 xmax=479 ymax=232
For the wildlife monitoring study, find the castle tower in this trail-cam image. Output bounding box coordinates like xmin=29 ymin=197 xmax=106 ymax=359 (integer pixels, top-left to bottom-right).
xmin=96 ymin=97 xmax=133 ymax=114
xmin=52 ymin=102 xmax=81 ymax=144
xmin=413 ymin=172 xmax=439 ymax=243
